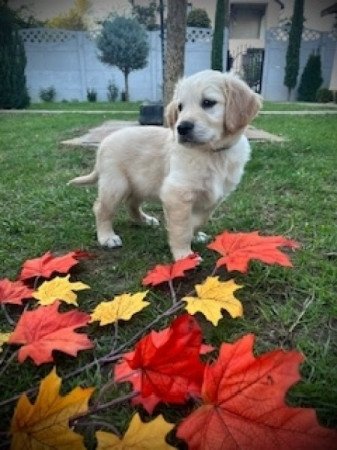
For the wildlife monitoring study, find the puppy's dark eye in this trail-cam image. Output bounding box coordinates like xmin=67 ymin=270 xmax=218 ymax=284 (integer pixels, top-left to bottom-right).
xmin=178 ymin=103 xmax=183 ymax=112
xmin=201 ymin=99 xmax=217 ymax=109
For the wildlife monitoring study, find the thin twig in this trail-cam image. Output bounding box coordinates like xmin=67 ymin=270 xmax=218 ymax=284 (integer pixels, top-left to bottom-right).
xmin=1 ymin=304 xmax=15 ymax=326
xmin=75 ymin=418 xmax=121 ymax=436
xmin=288 ymin=292 xmax=315 ymax=334
xmin=70 ymin=391 xmax=139 ymax=426
xmin=112 ymin=320 xmax=119 ymax=349
xmin=93 ymin=378 xmax=117 ymax=406
xmin=0 ymin=350 xmax=18 ymax=377
xmin=0 ymin=345 xmax=10 ymax=366
xmin=168 ymin=279 xmax=177 ymax=304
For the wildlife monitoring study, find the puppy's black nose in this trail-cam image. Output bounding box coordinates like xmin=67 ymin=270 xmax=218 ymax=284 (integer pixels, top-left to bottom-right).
xmin=177 ymin=121 xmax=194 ymax=136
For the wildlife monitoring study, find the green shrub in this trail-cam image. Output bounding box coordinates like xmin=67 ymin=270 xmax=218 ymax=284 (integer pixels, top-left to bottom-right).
xmin=297 ymin=53 xmax=323 ymax=102
xmin=0 ymin=3 xmax=30 ymax=108
xmin=211 ymin=0 xmax=226 ymax=71
xmin=87 ymin=88 xmax=97 ymax=102
xmin=316 ymin=88 xmax=333 ymax=103
xmin=284 ymin=0 xmax=304 ymax=99
xmin=107 ymin=80 xmax=119 ymax=102
xmin=39 ymin=86 xmax=56 ymax=102
xmin=187 ymin=8 xmax=211 ymax=28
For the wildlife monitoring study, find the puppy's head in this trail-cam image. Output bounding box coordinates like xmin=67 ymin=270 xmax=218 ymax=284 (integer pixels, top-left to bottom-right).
xmin=165 ymin=70 xmax=262 ymax=148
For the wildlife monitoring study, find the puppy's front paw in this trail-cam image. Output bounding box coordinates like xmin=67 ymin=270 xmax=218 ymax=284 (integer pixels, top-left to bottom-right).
xmin=172 ymin=248 xmax=194 ymax=261
xmin=193 ymin=231 xmax=210 ymax=244
xmin=99 ymin=234 xmax=123 ymax=248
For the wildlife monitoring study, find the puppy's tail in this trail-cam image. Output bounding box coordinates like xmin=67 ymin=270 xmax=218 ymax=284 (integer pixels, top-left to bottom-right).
xmin=67 ymin=169 xmax=98 ymax=187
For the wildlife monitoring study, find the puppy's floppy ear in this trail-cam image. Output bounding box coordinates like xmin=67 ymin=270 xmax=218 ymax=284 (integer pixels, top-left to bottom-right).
xmin=165 ymin=101 xmax=178 ymax=129
xmin=223 ymin=75 xmax=262 ymax=134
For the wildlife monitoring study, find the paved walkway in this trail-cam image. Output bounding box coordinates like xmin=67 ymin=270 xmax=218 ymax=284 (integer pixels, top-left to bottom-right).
xmin=60 ymin=120 xmax=286 ymax=148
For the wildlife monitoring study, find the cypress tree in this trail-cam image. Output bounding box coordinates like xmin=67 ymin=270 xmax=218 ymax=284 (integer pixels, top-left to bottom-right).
xmin=284 ymin=0 xmax=305 ymax=99
xmin=0 ymin=2 xmax=30 ymax=109
xmin=211 ymin=0 xmax=225 ymax=71
xmin=297 ymin=53 xmax=323 ymax=101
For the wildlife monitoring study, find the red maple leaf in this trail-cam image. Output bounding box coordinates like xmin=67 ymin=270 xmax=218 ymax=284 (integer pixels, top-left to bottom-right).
xmin=8 ymin=301 xmax=93 ymax=365
xmin=114 ymin=314 xmax=206 ymax=413
xmin=19 ymin=251 xmax=80 ymax=281
xmin=0 ymin=279 xmax=34 ymax=305
xmin=177 ymin=334 xmax=337 ymax=450
xmin=142 ymin=254 xmax=200 ymax=286
xmin=208 ymin=231 xmax=300 ymax=273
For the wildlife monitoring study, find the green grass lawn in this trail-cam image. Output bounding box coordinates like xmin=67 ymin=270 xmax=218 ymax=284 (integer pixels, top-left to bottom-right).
xmin=28 ymin=101 xmax=141 ymax=111
xmin=0 ymin=110 xmax=336 ymax=445
xmin=262 ymin=101 xmax=337 ymax=111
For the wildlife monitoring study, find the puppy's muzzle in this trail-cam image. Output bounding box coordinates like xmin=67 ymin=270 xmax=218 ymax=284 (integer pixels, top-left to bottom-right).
xmin=177 ymin=121 xmax=195 ymax=143
xmin=177 ymin=120 xmax=194 ymax=136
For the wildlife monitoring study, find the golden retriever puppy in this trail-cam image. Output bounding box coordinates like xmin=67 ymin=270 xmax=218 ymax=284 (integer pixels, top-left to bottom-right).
xmin=68 ymin=70 xmax=261 ymax=260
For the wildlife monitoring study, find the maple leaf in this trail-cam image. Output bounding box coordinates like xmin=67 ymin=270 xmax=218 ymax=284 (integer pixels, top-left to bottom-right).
xmin=32 ymin=275 xmax=90 ymax=306
xmin=177 ymin=334 xmax=337 ymax=450
xmin=183 ymin=276 xmax=243 ymax=325
xmin=8 ymin=301 xmax=93 ymax=365
xmin=96 ymin=413 xmax=175 ymax=450
xmin=0 ymin=278 xmax=34 ymax=305
xmin=19 ymin=251 xmax=80 ymax=281
xmin=114 ymin=314 xmax=206 ymax=413
xmin=0 ymin=332 xmax=11 ymax=353
xmin=142 ymin=253 xmax=200 ymax=286
xmin=208 ymin=230 xmax=300 ymax=273
xmin=90 ymin=291 xmax=150 ymax=325
xmin=10 ymin=367 xmax=94 ymax=450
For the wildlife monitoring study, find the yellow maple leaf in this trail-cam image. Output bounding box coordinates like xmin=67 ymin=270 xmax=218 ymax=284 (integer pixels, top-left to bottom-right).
xmin=90 ymin=292 xmax=150 ymax=326
xmin=0 ymin=332 xmax=11 ymax=353
xmin=10 ymin=367 xmax=94 ymax=450
xmin=183 ymin=276 xmax=243 ymax=326
xmin=33 ymin=275 xmax=90 ymax=306
xmin=96 ymin=413 xmax=175 ymax=449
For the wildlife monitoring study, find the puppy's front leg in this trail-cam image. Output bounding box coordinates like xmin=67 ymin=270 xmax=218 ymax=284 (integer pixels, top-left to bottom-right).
xmin=160 ymin=184 xmax=194 ymax=260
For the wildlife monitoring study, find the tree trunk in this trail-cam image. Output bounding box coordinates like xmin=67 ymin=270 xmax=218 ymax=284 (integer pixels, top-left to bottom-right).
xmin=163 ymin=0 xmax=187 ymax=106
xmin=124 ymin=70 xmax=129 ymax=101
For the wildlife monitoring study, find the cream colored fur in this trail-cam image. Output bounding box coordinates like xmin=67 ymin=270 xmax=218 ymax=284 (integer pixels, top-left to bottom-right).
xmin=68 ymin=70 xmax=261 ymax=260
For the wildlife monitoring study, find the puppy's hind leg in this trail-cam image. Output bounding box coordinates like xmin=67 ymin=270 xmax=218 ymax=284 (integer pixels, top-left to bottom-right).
xmin=128 ymin=198 xmax=160 ymax=227
xmin=94 ymin=177 xmax=127 ymax=248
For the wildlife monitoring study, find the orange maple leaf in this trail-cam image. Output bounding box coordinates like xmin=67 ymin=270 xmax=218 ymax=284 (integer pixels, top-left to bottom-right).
xmin=142 ymin=254 xmax=200 ymax=286
xmin=177 ymin=334 xmax=337 ymax=450
xmin=8 ymin=301 xmax=93 ymax=365
xmin=0 ymin=278 xmax=33 ymax=305
xmin=208 ymin=230 xmax=300 ymax=272
xmin=19 ymin=251 xmax=80 ymax=281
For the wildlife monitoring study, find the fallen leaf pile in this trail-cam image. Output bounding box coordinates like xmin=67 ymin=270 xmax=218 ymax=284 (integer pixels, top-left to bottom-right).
xmin=1 ymin=231 xmax=336 ymax=449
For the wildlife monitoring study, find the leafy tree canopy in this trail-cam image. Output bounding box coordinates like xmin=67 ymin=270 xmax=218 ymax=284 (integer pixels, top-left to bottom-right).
xmin=187 ymin=8 xmax=211 ymax=28
xmin=131 ymin=0 xmax=159 ymax=30
xmin=97 ymin=15 xmax=149 ymax=100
